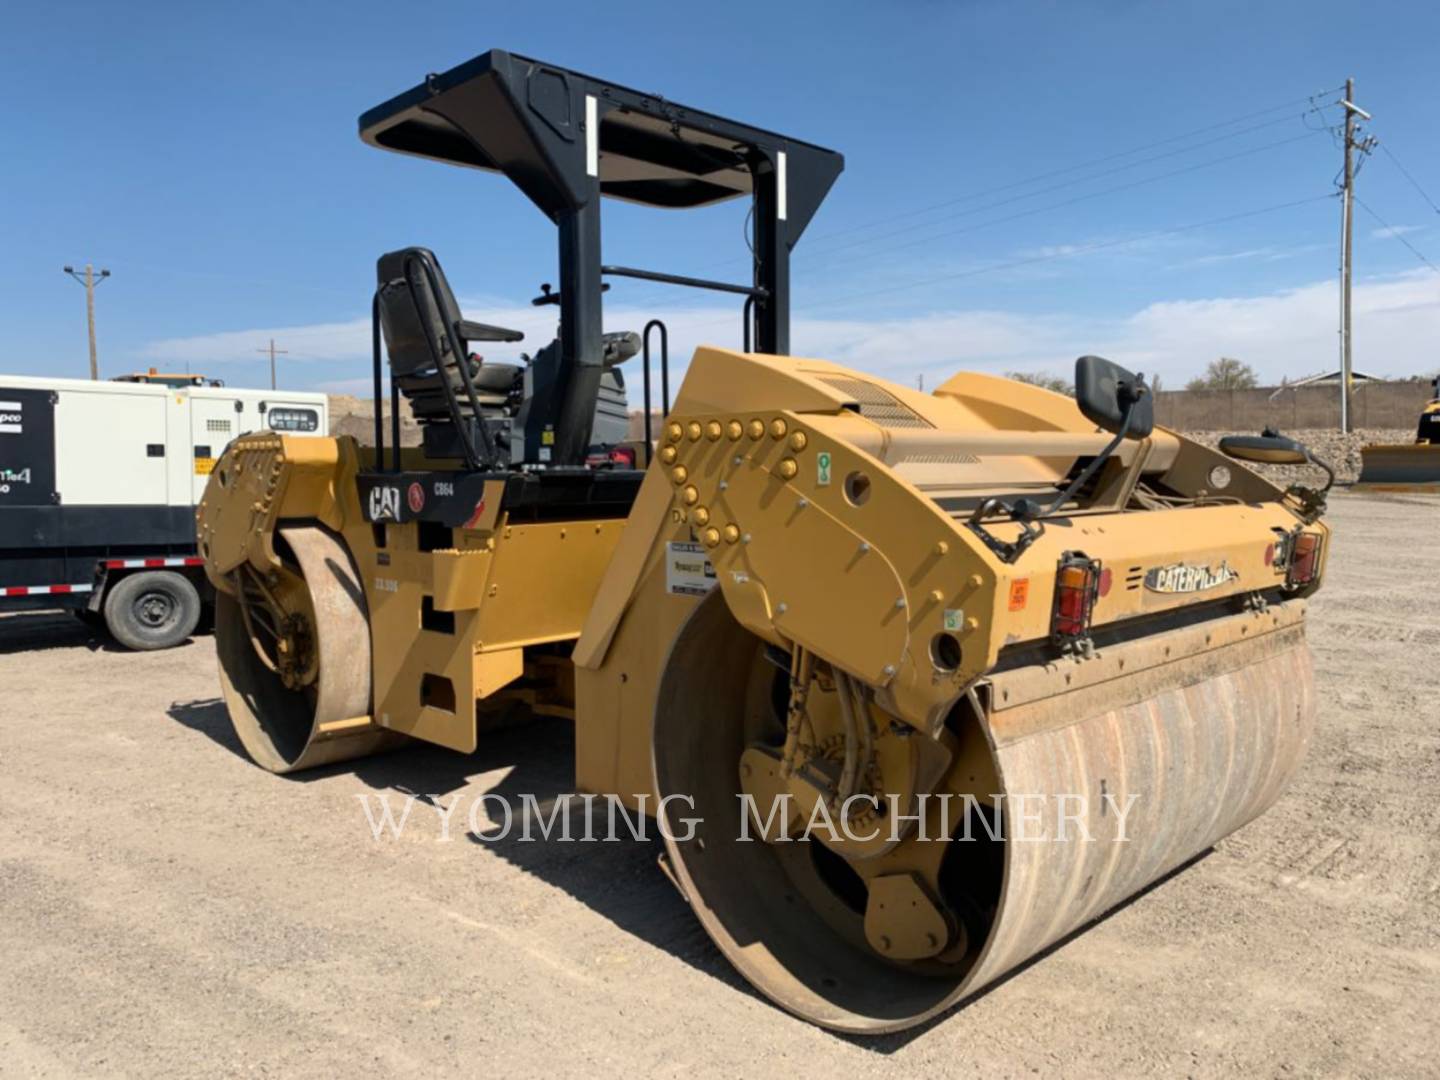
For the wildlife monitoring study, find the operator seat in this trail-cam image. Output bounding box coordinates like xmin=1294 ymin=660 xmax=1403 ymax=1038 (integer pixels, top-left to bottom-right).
xmin=375 ymin=246 xmax=524 ymax=428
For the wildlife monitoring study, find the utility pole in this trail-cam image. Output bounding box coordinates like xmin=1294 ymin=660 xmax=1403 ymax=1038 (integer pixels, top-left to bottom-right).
xmin=63 ymin=264 xmax=111 ymax=380
xmin=1338 ymin=79 xmax=1375 ymax=433
xmin=256 ymin=338 xmax=289 ymax=390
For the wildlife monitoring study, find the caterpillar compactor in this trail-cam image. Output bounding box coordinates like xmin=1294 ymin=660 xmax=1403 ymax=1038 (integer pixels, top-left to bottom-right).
xmin=1356 ymin=375 xmax=1440 ymax=491
xmin=198 ymin=50 xmax=1331 ymax=1033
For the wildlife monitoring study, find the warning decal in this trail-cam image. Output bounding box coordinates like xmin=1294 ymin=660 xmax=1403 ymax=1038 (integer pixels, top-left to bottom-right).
xmin=665 ymin=541 xmax=717 ymax=596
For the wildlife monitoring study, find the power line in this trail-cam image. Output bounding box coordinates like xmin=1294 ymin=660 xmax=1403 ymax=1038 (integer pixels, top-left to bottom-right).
xmin=629 ymin=129 xmax=1332 ymax=320
xmin=1379 ymin=143 xmax=1440 ymax=216
xmin=803 ymin=88 xmax=1344 ymax=247
xmin=793 ymin=194 xmax=1338 ymax=313
xmin=627 ymin=193 xmax=1336 ymax=350
xmin=1355 ymin=196 xmax=1440 ymax=274
xmin=614 ymin=85 xmax=1346 ymax=313
xmin=800 ymin=129 xmax=1325 ymax=269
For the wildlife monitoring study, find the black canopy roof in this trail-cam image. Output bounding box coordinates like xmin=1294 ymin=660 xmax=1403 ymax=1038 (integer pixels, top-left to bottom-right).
xmin=359 ymin=49 xmax=843 ymax=235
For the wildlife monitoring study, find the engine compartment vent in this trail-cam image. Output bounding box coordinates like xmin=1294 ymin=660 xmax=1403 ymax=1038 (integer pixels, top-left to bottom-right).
xmin=815 ymin=376 xmax=933 ymax=429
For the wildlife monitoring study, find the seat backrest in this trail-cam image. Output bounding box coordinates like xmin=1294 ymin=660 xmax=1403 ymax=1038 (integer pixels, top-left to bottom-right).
xmin=376 ymin=247 xmax=466 ymax=380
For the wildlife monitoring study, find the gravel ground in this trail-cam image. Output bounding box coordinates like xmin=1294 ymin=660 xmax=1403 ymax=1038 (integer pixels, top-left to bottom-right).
xmin=1 ymin=491 xmax=1437 ymax=1078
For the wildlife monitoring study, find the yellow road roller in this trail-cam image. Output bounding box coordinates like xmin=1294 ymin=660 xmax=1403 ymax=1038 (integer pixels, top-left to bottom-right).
xmin=1357 ymin=376 xmax=1440 ymax=491
xmin=198 ymin=50 xmax=1332 ymax=1033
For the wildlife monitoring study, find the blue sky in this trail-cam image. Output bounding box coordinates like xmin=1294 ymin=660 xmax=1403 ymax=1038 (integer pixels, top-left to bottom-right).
xmin=2 ymin=0 xmax=1437 ymax=394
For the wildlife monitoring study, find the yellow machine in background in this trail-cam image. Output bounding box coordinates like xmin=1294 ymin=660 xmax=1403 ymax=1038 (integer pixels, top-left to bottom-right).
xmin=1357 ymin=376 xmax=1440 ymax=491
xmin=197 ymin=51 xmax=1332 ymax=1033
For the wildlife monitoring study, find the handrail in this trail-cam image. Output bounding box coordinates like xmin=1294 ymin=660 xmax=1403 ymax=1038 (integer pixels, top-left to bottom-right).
xmin=641 ymin=320 xmax=670 ymax=465
xmin=603 ymin=264 xmax=766 ymax=298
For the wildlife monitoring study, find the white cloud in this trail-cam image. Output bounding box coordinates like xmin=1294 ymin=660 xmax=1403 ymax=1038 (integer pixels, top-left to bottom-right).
xmin=1180 ymin=246 xmax=1280 ymax=267
xmin=145 ymin=317 xmax=375 ymax=366
xmin=1370 ymin=223 xmax=1424 ymax=240
xmin=1109 ymin=269 xmax=1439 ymax=382
xmin=141 ymin=270 xmax=1440 ymax=395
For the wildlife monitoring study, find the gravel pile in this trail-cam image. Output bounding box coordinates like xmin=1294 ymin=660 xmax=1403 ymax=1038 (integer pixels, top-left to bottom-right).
xmin=1183 ymin=428 xmax=1413 ymax=486
xmin=328 ymin=393 xmax=423 ymax=446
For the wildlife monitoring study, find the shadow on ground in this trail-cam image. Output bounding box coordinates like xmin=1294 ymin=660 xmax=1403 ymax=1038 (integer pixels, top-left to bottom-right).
xmin=164 ymin=695 xmax=1213 ymax=1050
xmin=0 ymin=610 xmax=201 ymax=656
xmin=166 ymin=698 xmax=751 ymax=1001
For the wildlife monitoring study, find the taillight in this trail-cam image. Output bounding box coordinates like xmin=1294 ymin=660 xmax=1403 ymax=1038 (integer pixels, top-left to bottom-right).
xmin=1286 ymin=531 xmax=1322 ymax=588
xmin=608 ymin=446 xmax=637 ymax=469
xmin=1052 ymin=553 xmax=1101 ymax=643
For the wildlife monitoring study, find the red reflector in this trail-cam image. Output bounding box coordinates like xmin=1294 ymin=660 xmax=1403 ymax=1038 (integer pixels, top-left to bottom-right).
xmin=608 ymin=446 xmax=637 ymax=468
xmin=1264 ymin=542 xmax=1275 ymax=567
xmin=1052 ymin=555 xmax=1101 ymax=641
xmin=1287 ymin=532 xmax=1321 ymax=587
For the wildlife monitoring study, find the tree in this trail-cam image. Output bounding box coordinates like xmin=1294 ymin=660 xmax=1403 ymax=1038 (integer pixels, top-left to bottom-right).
xmin=1006 ymin=371 xmax=1074 ymax=395
xmin=1186 ymin=357 xmax=1259 ymax=392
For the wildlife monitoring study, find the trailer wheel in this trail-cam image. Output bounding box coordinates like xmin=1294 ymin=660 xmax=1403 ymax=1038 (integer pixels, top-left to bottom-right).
xmin=103 ymin=571 xmax=202 ymax=651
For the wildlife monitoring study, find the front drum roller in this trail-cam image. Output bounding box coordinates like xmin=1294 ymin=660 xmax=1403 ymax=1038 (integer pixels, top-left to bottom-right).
xmin=653 ymin=590 xmax=1314 ymax=1034
xmin=214 ymin=524 xmax=403 ymax=773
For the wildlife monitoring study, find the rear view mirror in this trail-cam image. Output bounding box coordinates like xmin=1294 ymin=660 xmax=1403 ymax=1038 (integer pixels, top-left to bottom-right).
xmin=1074 ymin=355 xmax=1154 ymax=439
xmin=1218 ymin=433 xmax=1309 ymax=465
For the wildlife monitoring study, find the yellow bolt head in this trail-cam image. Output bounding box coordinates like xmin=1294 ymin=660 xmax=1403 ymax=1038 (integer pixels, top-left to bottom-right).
xmin=666 ymin=421 xmax=683 ymax=442
xmin=769 ymin=418 xmax=788 ymax=439
xmin=692 ymin=506 xmax=711 ymax=526
xmin=703 ymin=527 xmax=721 ymax=548
xmin=686 ymin=421 xmax=703 ymax=442
xmin=747 ymin=419 xmax=765 ymax=440
xmin=929 ymin=589 xmax=945 ymax=604
xmin=788 ymin=430 xmax=808 ymax=452
xmin=659 ymin=445 xmax=678 ymax=465
xmin=671 ymin=465 xmax=688 ymax=485
xmin=723 ymin=524 xmax=741 ymax=544
xmin=683 ymin=485 xmax=700 ymax=505
xmin=777 ymin=458 xmax=798 ymax=480
xmin=705 ymin=420 xmax=723 ymax=441
xmin=726 ymin=420 xmax=744 ymax=440
xmin=934 ymin=541 xmax=950 ymax=556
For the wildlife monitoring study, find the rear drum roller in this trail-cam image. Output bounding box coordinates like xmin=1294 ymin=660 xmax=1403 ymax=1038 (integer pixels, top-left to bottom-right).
xmin=653 ymin=591 xmax=1314 ymax=1033
xmin=214 ymin=524 xmax=402 ymax=773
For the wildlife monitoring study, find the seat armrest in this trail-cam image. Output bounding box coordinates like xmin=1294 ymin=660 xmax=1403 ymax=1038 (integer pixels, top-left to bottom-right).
xmin=456 ymin=319 xmax=524 ymax=343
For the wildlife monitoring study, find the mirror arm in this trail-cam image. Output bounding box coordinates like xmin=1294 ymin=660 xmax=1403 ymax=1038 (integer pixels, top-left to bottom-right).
xmin=1306 ymin=451 xmax=1335 ymax=494
xmin=966 ymin=382 xmax=1147 ymax=564
xmin=966 ymin=499 xmax=1045 ymax=563
xmin=1033 ymin=398 xmax=1135 ymax=518
xmin=1283 ymin=449 xmax=1334 ymax=524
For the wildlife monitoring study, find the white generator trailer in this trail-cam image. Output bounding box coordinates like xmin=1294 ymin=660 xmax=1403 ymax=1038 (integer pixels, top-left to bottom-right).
xmin=0 ymin=374 xmax=328 ymax=649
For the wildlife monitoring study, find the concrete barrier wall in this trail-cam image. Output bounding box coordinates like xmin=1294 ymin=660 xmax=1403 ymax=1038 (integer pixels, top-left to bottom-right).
xmin=1154 ymin=381 xmax=1433 ymax=431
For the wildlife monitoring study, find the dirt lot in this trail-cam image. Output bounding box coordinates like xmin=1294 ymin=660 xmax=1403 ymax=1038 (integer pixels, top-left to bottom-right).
xmin=1 ymin=491 xmax=1437 ymax=1078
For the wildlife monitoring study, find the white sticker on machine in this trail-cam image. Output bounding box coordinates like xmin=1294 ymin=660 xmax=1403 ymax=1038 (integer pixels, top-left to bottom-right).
xmin=665 ymin=541 xmax=717 ymax=596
